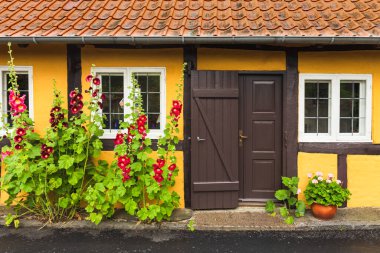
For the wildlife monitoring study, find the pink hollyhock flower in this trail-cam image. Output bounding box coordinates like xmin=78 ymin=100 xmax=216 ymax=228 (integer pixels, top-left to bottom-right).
xmin=86 ymin=74 xmax=93 ymax=82
xmin=328 ymin=173 xmax=334 ymax=179
xmin=297 ymin=188 xmax=302 ymax=194
xmin=312 ymin=179 xmax=318 ymax=184
xmin=1 ymin=151 xmax=12 ymax=161
xmin=9 ymin=90 xmax=16 ymax=102
xmin=326 ymin=179 xmax=332 ymax=184
xmin=317 ymin=176 xmax=323 ymax=181
xmin=307 ymin=173 xmax=313 ymax=178
xmin=69 ymin=90 xmax=77 ymax=98
xmin=336 ymin=179 xmax=342 ymax=185
xmin=16 ymin=103 xmax=27 ymax=113
xmin=316 ymin=171 xmax=323 ymax=177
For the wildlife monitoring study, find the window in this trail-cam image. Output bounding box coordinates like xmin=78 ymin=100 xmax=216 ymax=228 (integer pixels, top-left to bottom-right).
xmin=0 ymin=66 xmax=33 ymax=129
xmin=299 ymin=74 xmax=372 ymax=142
xmin=93 ymin=67 xmax=166 ymax=139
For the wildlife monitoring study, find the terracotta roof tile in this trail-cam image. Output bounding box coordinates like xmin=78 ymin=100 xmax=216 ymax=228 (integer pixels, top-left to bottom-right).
xmin=0 ymin=0 xmax=380 ymax=38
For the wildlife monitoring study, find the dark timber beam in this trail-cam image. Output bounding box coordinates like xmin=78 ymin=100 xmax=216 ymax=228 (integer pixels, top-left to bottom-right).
xmin=183 ymin=46 xmax=197 ymax=208
xmin=67 ymin=44 xmax=82 ymax=114
xmin=338 ymin=154 xmax=348 ymax=208
xmin=285 ymin=49 xmax=299 ymax=177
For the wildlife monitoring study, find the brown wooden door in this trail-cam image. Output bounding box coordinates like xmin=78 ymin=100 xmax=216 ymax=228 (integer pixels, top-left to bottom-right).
xmin=191 ymin=71 xmax=239 ymax=209
xmin=239 ymin=75 xmax=283 ymax=200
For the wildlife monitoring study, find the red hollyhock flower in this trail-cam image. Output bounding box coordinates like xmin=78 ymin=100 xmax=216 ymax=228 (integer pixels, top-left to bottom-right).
xmin=138 ymin=125 xmax=145 ymax=134
xmin=100 ymin=94 xmax=106 ymax=101
xmin=154 ymin=168 xmax=163 ymax=175
xmin=52 ymin=106 xmax=61 ymax=112
xmin=58 ymin=113 xmax=64 ymax=120
xmin=139 ymin=115 xmax=147 ymax=123
xmin=15 ymin=144 xmax=23 ymax=150
xmin=69 ymin=99 xmax=77 ymax=106
xmin=137 ymin=119 xmax=145 ymax=127
xmin=127 ymin=135 xmax=133 ymax=143
xmin=92 ymin=91 xmax=98 ymax=97
xmin=46 ymin=147 xmax=54 ymax=154
xmin=114 ymin=138 xmax=123 ymax=146
xmin=118 ymin=156 xmax=131 ymax=166
xmin=116 ymin=133 xmax=124 ymax=140
xmin=154 ymin=175 xmax=164 ymax=183
xmin=118 ymin=161 xmax=127 ymax=169
xmin=168 ymin=164 xmax=176 ymax=171
xmin=71 ymin=105 xmax=79 ymax=114
xmin=41 ymin=152 xmax=50 ymax=159
xmin=97 ymin=101 xmax=103 ymax=109
xmin=14 ymin=135 xmax=23 ymax=143
xmin=49 ymin=117 xmax=55 ymax=124
xmin=16 ymin=128 xmax=26 ymax=136
xmin=157 ymin=159 xmax=165 ymax=168
xmin=170 ymin=108 xmax=180 ymax=117
xmin=172 ymin=100 xmax=182 ymax=109
xmin=69 ymin=90 xmax=77 ymax=98
xmin=86 ymin=74 xmax=93 ymax=82
xmin=122 ymin=167 xmax=131 ymax=174
xmin=92 ymin=77 xmax=100 ymax=85
xmin=62 ymin=122 xmax=68 ymax=128
xmin=122 ymin=174 xmax=130 ymax=182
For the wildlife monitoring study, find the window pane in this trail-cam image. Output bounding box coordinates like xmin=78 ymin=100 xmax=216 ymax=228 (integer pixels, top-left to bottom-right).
xmin=305 ymin=99 xmax=317 ymax=117
xmin=305 ymin=83 xmax=317 ymax=98
xmin=353 ymin=99 xmax=359 ymax=117
xmin=110 ymin=93 xmax=124 ymax=113
xmin=102 ymin=93 xmax=110 ymax=113
xmin=318 ymin=119 xmax=328 ymax=133
xmin=148 ymin=75 xmax=160 ymax=92
xmin=340 ymin=99 xmax=352 ymax=117
xmin=353 ymin=83 xmax=360 ymax=98
xmin=148 ymin=114 xmax=160 ymax=129
xmin=101 ymin=75 xmax=110 ymax=92
xmin=110 ymin=76 xmax=123 ymax=92
xmin=319 ymin=99 xmax=328 ymax=117
xmin=353 ymin=118 xmax=359 ymax=133
xmin=340 ymin=119 xmax=352 ymax=133
xmin=305 ymin=119 xmax=317 ymax=133
xmin=136 ymin=75 xmax=147 ymax=92
xmin=318 ymin=83 xmax=329 ymax=98
xmin=340 ymin=83 xmax=352 ymax=98
xmin=148 ymin=93 xmax=160 ymax=113
xmin=110 ymin=114 xmax=123 ymax=130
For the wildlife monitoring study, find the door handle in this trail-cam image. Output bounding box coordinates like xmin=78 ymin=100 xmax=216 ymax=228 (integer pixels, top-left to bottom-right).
xmin=197 ymin=136 xmax=206 ymax=142
xmin=239 ymin=130 xmax=248 ymax=147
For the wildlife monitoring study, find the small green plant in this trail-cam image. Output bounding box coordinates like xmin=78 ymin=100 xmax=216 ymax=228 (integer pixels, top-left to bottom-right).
xmin=304 ymin=172 xmax=351 ymax=207
xmin=187 ymin=219 xmax=195 ymax=232
xmin=265 ymin=177 xmax=306 ymax=224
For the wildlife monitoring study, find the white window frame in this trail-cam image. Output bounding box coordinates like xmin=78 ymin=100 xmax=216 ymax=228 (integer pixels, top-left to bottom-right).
xmin=299 ymin=74 xmax=372 ymax=142
xmin=0 ymin=66 xmax=34 ymax=134
xmin=92 ymin=67 xmax=166 ymax=139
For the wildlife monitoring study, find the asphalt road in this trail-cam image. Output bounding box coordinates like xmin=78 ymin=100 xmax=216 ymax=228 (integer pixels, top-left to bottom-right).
xmin=1 ymin=227 xmax=380 ymax=253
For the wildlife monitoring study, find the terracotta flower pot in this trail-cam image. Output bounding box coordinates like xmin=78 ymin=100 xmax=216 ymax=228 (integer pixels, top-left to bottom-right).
xmin=311 ymin=203 xmax=337 ymax=220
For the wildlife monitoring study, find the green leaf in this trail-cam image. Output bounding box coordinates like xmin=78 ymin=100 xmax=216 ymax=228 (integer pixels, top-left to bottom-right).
xmin=284 ymin=216 xmax=294 ymax=225
xmin=295 ymin=201 xmax=306 ymax=218
xmin=58 ymin=197 xmax=69 ymax=208
xmin=59 ymin=155 xmax=75 ymax=169
xmin=131 ymin=187 xmax=141 ymax=197
xmin=137 ymin=208 xmax=149 ymax=221
xmin=275 ymin=190 xmax=289 ymax=201
xmin=89 ymin=212 xmax=103 ymax=225
xmin=13 ymin=219 xmax=20 ymax=228
xmin=68 ymin=171 xmax=84 ymax=186
xmin=279 ymin=207 xmax=289 ymax=218
xmin=265 ymin=200 xmax=275 ymax=213
xmin=125 ymin=199 xmax=138 ymax=215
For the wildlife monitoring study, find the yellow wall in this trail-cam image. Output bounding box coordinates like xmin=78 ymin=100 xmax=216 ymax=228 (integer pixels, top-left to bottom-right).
xmin=299 ymin=51 xmax=380 ymax=143
xmin=347 ymin=155 xmax=380 ymax=207
xmin=82 ymin=46 xmax=185 ymax=207
xmin=297 ymin=152 xmax=338 ymax=202
xmin=197 ymin=48 xmax=286 ymax=70
xmin=0 ymin=44 xmax=67 ymax=135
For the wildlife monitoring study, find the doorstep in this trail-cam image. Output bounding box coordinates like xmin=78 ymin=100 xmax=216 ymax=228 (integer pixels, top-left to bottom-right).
xmin=1 ymin=206 xmax=380 ymax=232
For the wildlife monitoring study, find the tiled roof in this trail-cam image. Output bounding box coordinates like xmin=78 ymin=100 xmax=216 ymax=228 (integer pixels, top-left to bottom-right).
xmin=0 ymin=0 xmax=379 ymax=38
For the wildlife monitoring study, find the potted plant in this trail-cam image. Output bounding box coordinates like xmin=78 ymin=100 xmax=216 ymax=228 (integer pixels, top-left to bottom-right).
xmin=304 ymin=172 xmax=351 ymax=220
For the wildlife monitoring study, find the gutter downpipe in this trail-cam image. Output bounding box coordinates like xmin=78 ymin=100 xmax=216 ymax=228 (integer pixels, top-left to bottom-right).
xmin=1 ymin=36 xmax=380 ymax=45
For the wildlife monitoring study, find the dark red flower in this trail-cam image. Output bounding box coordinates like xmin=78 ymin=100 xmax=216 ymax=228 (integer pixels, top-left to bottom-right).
xmin=157 ymin=159 xmax=165 ymax=168
xmin=52 ymin=106 xmax=61 ymax=112
xmin=97 ymin=101 xmax=103 ymax=109
xmin=16 ymin=128 xmax=26 ymax=136
xmin=46 ymin=147 xmax=54 ymax=154
xmin=62 ymin=122 xmax=68 ymax=128
xmin=92 ymin=77 xmax=100 ymax=86
xmin=122 ymin=167 xmax=131 ymax=174
xmin=122 ymin=174 xmax=130 ymax=182
xmin=114 ymin=138 xmax=123 ymax=146
xmin=41 ymin=144 xmax=47 ymax=150
xmin=41 ymin=152 xmax=50 ymax=159
xmin=15 ymin=144 xmax=23 ymax=150
xmin=49 ymin=117 xmax=55 ymax=124
xmin=75 ymin=94 xmax=83 ymax=101
xmin=168 ymin=164 xmax=176 ymax=171
xmin=86 ymin=74 xmax=93 ymax=82
xmin=14 ymin=135 xmax=23 ymax=143
xmin=58 ymin=113 xmax=64 ymax=120
xmin=69 ymin=98 xmax=77 ymax=105
xmin=92 ymin=91 xmax=98 ymax=97
xmin=76 ymin=101 xmax=84 ymax=110
xmin=101 ymin=94 xmax=106 ymax=101
xmin=69 ymin=90 xmax=77 ymax=98
xmin=71 ymin=105 xmax=79 ymax=114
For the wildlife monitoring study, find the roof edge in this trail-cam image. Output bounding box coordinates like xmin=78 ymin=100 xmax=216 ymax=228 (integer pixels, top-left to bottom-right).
xmin=1 ymin=36 xmax=380 ymax=45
